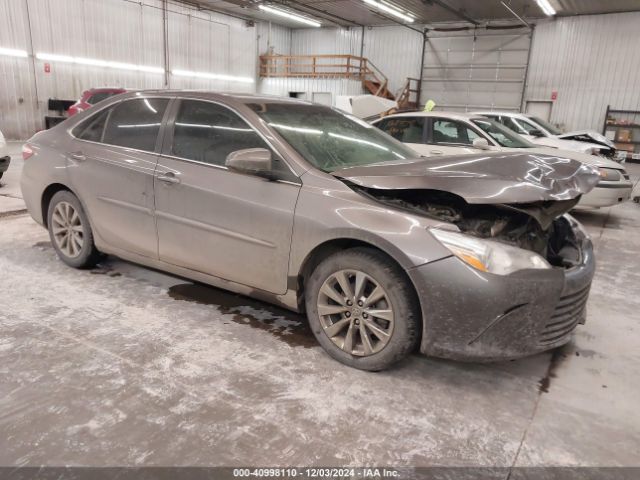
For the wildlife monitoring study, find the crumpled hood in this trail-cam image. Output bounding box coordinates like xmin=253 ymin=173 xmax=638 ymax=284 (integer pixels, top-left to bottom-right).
xmin=332 ymin=152 xmax=600 ymax=204
xmin=525 ymin=147 xmax=623 ymax=169
xmin=558 ymin=130 xmax=616 ymax=149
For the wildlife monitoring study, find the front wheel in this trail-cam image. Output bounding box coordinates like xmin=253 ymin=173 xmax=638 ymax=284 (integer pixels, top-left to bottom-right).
xmin=305 ymin=248 xmax=420 ymax=371
xmin=47 ymin=190 xmax=101 ymax=269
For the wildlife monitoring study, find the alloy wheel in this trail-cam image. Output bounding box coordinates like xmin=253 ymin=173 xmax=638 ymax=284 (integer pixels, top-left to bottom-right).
xmin=317 ymin=269 xmax=394 ymax=356
xmin=51 ymin=201 xmax=84 ymax=258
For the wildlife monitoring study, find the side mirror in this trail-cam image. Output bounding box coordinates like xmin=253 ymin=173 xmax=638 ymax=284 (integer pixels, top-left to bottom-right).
xmin=472 ymin=137 xmax=491 ymax=150
xmin=530 ymin=129 xmax=545 ymax=137
xmin=225 ymin=148 xmax=273 ymax=176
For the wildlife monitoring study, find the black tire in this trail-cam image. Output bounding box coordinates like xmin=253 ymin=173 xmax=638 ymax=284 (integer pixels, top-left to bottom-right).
xmin=0 ymin=172 xmax=4 ymax=179
xmin=47 ymin=190 xmax=101 ymax=269
xmin=305 ymin=247 xmax=420 ymax=371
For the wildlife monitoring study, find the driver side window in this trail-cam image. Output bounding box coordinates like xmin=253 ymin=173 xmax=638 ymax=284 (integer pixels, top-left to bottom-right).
xmin=172 ymin=100 xmax=270 ymax=166
xmin=432 ymin=119 xmax=478 ymax=146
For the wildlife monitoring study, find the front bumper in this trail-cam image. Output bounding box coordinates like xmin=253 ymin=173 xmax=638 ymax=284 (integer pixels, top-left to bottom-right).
xmin=0 ymin=155 xmax=10 ymax=173
xmin=408 ymin=238 xmax=595 ymax=361
xmin=578 ymin=181 xmax=632 ymax=208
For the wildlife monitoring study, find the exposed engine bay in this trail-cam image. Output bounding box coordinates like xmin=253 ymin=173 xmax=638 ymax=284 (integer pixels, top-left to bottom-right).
xmin=358 ymin=187 xmax=583 ymax=268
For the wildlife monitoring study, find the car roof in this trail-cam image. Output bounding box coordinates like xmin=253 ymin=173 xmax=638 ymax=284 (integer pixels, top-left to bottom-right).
xmin=116 ymin=89 xmax=314 ymax=106
xmin=377 ymin=110 xmax=484 ymax=122
xmin=473 ymin=111 xmax=530 ymax=119
xmin=87 ymin=87 xmax=128 ymax=93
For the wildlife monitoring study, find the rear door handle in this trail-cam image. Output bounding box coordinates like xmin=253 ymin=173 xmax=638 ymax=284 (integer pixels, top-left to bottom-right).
xmin=68 ymin=152 xmax=86 ymax=162
xmin=157 ymin=172 xmax=180 ymax=184
xmin=429 ymin=150 xmax=444 ymax=155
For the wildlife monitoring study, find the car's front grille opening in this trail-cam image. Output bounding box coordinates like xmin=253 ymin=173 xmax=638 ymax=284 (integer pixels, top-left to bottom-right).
xmin=539 ymin=285 xmax=590 ymax=346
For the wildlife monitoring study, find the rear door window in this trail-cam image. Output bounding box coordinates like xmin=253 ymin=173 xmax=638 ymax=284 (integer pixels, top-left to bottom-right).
xmin=102 ymin=98 xmax=169 ymax=152
xmin=376 ymin=117 xmax=425 ymax=143
xmin=171 ymin=100 xmax=270 ymax=166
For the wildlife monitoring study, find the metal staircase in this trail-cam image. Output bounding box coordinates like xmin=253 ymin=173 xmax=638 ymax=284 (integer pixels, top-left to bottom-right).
xmin=259 ymin=54 xmax=420 ymax=110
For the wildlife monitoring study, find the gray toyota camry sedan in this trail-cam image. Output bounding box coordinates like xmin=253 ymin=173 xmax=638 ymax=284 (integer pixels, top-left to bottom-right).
xmin=21 ymin=91 xmax=598 ymax=371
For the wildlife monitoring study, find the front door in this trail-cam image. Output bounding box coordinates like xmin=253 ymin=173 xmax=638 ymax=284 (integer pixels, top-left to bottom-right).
xmin=68 ymin=97 xmax=171 ymax=258
xmin=428 ymin=118 xmax=484 ymax=155
xmin=154 ymin=99 xmax=300 ymax=295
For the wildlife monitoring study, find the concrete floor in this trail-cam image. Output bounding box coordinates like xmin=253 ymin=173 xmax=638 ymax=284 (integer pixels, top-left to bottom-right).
xmin=1 ymin=142 xmax=640 ymax=469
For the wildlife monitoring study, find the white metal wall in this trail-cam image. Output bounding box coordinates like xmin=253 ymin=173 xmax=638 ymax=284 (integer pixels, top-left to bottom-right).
xmin=0 ymin=0 xmax=39 ymax=140
xmin=257 ymin=22 xmax=291 ymax=56
xmin=362 ymin=26 xmax=423 ymax=97
xmin=525 ymin=12 xmax=640 ymax=131
xmin=422 ymin=28 xmax=532 ymax=112
xmin=0 ymin=0 xmax=261 ymax=139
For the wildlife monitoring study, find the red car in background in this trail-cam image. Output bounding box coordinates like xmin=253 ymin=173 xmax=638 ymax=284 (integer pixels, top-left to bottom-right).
xmin=68 ymin=88 xmax=127 ymax=116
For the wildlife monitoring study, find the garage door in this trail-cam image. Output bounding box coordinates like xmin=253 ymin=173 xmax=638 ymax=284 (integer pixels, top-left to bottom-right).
xmin=421 ymin=28 xmax=532 ymax=112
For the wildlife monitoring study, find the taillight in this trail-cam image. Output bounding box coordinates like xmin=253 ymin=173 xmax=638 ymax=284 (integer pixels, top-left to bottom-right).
xmin=22 ymin=144 xmax=34 ymax=160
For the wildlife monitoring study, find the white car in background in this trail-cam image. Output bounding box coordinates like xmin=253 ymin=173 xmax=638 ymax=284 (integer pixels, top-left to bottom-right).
xmin=473 ymin=111 xmax=615 ymax=157
xmin=0 ymin=129 xmax=11 ymax=181
xmin=373 ymin=111 xmax=632 ymax=209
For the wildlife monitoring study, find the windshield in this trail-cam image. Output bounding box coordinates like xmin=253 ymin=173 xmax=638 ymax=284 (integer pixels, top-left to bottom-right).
xmin=471 ymin=118 xmax=534 ymax=148
xmin=529 ymin=116 xmax=562 ymax=135
xmin=247 ymin=103 xmax=416 ymax=172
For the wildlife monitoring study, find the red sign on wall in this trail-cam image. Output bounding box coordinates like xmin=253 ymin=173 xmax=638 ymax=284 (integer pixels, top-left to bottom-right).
xmin=44 ymin=63 xmax=51 ymax=74
xmin=551 ymin=91 xmax=558 ymax=101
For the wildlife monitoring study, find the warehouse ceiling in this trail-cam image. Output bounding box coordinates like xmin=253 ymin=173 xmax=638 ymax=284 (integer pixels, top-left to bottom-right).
xmin=186 ymin=0 xmax=640 ymax=28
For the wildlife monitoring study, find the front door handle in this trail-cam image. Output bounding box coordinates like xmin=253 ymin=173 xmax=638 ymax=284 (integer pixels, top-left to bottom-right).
xmin=68 ymin=152 xmax=86 ymax=162
xmin=157 ymin=172 xmax=180 ymax=184
xmin=429 ymin=150 xmax=444 ymax=155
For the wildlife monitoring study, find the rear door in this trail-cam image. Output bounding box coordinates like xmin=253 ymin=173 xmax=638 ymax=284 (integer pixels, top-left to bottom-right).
xmin=69 ymin=97 xmax=171 ymax=258
xmin=153 ymin=98 xmax=300 ymax=294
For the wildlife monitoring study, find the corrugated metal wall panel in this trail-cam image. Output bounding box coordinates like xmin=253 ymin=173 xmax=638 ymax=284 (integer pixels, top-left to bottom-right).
xmin=362 ymin=26 xmax=423 ymax=96
xmin=257 ymin=22 xmax=291 ymax=56
xmin=0 ymin=0 xmax=262 ymax=139
xmin=0 ymin=0 xmax=39 ymax=139
xmin=29 ymin=0 xmax=166 ymax=102
xmin=525 ymin=13 xmax=640 ymax=131
xmin=291 ymin=28 xmax=362 ymax=56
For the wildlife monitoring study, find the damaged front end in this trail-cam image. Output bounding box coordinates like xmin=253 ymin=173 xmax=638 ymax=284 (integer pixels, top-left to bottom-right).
xmin=333 ymin=152 xmax=599 ymax=270
xmin=354 ymin=188 xmax=584 ymax=269
xmin=333 ymin=152 xmax=599 ymax=360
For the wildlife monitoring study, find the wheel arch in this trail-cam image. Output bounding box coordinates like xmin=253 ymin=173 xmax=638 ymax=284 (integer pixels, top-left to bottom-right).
xmin=295 ymin=238 xmax=424 ymax=337
xmin=41 ymin=183 xmax=76 ymax=228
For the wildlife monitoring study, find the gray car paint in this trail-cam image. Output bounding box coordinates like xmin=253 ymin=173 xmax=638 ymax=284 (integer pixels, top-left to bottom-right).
xmin=20 ymin=90 xmax=596 ymax=361
xmin=332 ymin=153 xmax=599 ymax=203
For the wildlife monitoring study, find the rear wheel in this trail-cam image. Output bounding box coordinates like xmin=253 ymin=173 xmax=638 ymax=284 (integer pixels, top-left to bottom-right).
xmin=305 ymin=248 xmax=420 ymax=371
xmin=47 ymin=190 xmax=100 ymax=268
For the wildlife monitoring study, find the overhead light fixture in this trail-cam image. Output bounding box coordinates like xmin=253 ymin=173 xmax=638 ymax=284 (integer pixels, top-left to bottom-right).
xmin=363 ymin=0 xmax=414 ymax=23
xmin=35 ymin=52 xmax=164 ymax=74
xmin=0 ymin=47 xmax=28 ymax=58
xmin=535 ymin=0 xmax=556 ymax=16
xmin=172 ymin=69 xmax=254 ymax=84
xmin=258 ymin=5 xmax=321 ymax=27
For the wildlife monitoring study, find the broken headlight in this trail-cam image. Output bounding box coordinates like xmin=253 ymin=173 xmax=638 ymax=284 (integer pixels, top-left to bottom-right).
xmin=430 ymin=229 xmax=550 ymax=275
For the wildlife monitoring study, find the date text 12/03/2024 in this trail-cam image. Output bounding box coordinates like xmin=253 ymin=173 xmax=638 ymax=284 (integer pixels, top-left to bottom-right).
xmin=232 ymin=468 xmax=400 ymax=478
